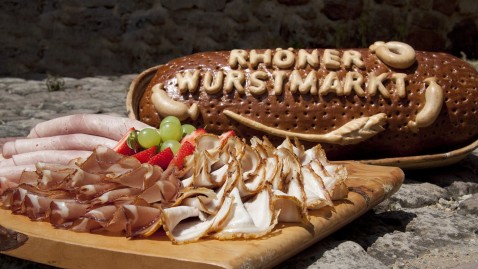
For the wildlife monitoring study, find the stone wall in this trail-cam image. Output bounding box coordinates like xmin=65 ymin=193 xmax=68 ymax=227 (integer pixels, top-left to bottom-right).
xmin=1 ymin=0 xmax=477 ymax=78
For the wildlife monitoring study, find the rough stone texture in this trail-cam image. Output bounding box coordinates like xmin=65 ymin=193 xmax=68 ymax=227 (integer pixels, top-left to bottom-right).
xmin=1 ymin=65 xmax=478 ymax=268
xmin=459 ymin=194 xmax=478 ymax=215
xmin=447 ymin=182 xmax=478 ymax=200
xmin=0 ymin=75 xmax=135 ymax=137
xmin=279 ymin=240 xmax=389 ymax=269
xmin=1 ymin=0 xmax=477 ymax=78
xmin=388 ymin=182 xmax=448 ymax=208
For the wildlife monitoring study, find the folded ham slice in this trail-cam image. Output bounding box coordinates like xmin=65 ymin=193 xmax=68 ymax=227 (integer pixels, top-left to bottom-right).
xmin=2 ymin=134 xmax=117 ymax=158
xmin=0 ymin=150 xmax=91 ymax=167
xmin=27 ymin=114 xmax=150 ymax=141
xmin=0 ymin=165 xmax=36 ymax=181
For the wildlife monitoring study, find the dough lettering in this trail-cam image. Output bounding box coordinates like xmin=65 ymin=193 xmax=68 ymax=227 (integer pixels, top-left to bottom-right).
xmin=167 ymin=45 xmax=430 ymax=100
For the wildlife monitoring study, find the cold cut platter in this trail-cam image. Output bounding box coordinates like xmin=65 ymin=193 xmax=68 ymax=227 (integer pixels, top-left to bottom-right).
xmin=0 ymin=161 xmax=403 ymax=269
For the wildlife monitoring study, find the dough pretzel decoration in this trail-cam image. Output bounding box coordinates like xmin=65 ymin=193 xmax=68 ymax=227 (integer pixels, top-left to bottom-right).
xmin=138 ymin=41 xmax=478 ymax=158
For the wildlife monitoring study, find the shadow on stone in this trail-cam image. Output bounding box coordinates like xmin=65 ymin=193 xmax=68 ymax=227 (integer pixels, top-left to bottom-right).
xmin=405 ymin=154 xmax=478 ymax=187
xmin=276 ymin=236 xmax=389 ymax=269
xmin=330 ymin=210 xmax=417 ymax=249
xmin=0 ymin=254 xmax=56 ymax=269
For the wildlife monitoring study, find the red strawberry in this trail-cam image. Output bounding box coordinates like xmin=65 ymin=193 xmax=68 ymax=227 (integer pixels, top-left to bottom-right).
xmin=219 ymin=130 xmax=236 ymax=144
xmin=169 ymin=141 xmax=195 ymax=170
xmin=181 ymin=128 xmax=207 ymax=146
xmin=113 ymin=127 xmax=136 ymax=156
xmin=148 ymin=148 xmax=174 ymax=170
xmin=133 ymin=146 xmax=158 ymax=163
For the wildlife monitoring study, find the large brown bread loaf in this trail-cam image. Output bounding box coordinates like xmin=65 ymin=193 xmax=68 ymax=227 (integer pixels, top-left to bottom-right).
xmin=137 ymin=45 xmax=478 ymax=160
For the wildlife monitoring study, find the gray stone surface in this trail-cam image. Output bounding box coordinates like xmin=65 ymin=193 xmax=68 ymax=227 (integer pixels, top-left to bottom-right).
xmin=1 ymin=0 xmax=477 ymax=77
xmin=0 ymin=75 xmax=134 ymax=137
xmin=459 ymin=194 xmax=478 ymax=215
xmin=0 ymin=73 xmax=478 ymax=268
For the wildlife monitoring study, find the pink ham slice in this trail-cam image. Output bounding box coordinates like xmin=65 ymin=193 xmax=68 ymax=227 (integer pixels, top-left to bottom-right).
xmin=0 ymin=165 xmax=36 ymax=181
xmin=80 ymin=146 xmax=140 ymax=175
xmin=139 ymin=180 xmax=181 ymax=204
xmin=0 ymin=150 xmax=91 ymax=167
xmin=2 ymin=134 xmax=117 ymax=158
xmin=27 ymin=114 xmax=150 ymax=141
xmin=122 ymin=205 xmax=162 ymax=237
xmin=91 ymin=187 xmax=142 ymax=205
xmin=77 ymin=182 xmax=121 ymax=202
xmin=23 ymin=193 xmax=54 ymax=220
xmin=109 ymin=164 xmax=163 ymax=190
xmin=139 ymin=166 xmax=182 ymax=204
xmin=10 ymin=187 xmax=28 ymax=213
xmin=0 ymin=177 xmax=18 ymax=195
xmin=70 ymin=205 xmax=118 ymax=232
xmin=0 ymin=143 xmax=184 ymax=238
xmin=49 ymin=201 xmax=89 ymax=227
xmin=0 ymin=137 xmax=20 ymax=153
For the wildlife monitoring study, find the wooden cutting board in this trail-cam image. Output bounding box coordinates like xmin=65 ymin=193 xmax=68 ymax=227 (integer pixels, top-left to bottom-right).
xmin=0 ymin=162 xmax=403 ymax=269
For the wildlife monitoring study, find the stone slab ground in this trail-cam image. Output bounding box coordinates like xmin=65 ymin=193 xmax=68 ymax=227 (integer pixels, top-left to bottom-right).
xmin=0 ymin=73 xmax=477 ymax=269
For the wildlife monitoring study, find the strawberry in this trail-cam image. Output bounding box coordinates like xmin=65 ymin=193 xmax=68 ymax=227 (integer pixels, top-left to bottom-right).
xmin=219 ymin=130 xmax=236 ymax=144
xmin=169 ymin=141 xmax=195 ymax=170
xmin=148 ymin=147 xmax=174 ymax=170
xmin=113 ymin=128 xmax=136 ymax=156
xmin=132 ymin=145 xmax=158 ymax=163
xmin=181 ymin=128 xmax=207 ymax=146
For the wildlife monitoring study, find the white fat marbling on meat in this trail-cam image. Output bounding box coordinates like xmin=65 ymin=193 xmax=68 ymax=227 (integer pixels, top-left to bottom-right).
xmin=0 ymin=177 xmax=18 ymax=194
xmin=53 ymin=201 xmax=70 ymax=219
xmin=25 ymin=194 xmax=41 ymax=213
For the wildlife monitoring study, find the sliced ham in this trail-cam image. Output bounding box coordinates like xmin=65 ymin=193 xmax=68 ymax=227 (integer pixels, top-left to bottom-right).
xmin=2 ymin=134 xmax=117 ymax=158
xmin=23 ymin=193 xmax=54 ymax=220
xmin=1 ymin=150 xmax=91 ymax=167
xmin=27 ymin=114 xmax=150 ymax=141
xmin=49 ymin=201 xmax=89 ymax=227
xmin=70 ymin=217 xmax=104 ymax=233
xmin=10 ymin=187 xmax=28 ymax=213
xmin=84 ymin=205 xmax=118 ymax=221
xmin=122 ymin=205 xmax=162 ymax=237
xmin=91 ymin=188 xmax=141 ymax=205
xmin=0 ymin=137 xmax=20 ymax=153
xmin=70 ymin=205 xmax=118 ymax=232
xmin=0 ymin=165 xmax=36 ymax=181
xmin=77 ymin=182 xmax=120 ymax=202
xmin=0 ymin=177 xmax=18 ymax=195
xmin=0 ymin=158 xmax=14 ymax=167
xmin=109 ymin=164 xmax=162 ymax=190
xmin=80 ymin=146 xmax=140 ymax=175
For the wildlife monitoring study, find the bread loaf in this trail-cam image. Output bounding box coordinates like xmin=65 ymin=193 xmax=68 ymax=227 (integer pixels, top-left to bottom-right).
xmin=137 ymin=41 xmax=478 ymax=160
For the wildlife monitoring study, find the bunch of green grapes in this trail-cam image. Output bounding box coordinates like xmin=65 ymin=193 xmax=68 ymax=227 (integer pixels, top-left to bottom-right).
xmin=132 ymin=116 xmax=196 ymax=154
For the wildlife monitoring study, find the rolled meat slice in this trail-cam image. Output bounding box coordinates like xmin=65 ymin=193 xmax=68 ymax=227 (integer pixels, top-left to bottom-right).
xmin=0 ymin=150 xmax=91 ymax=167
xmin=28 ymin=114 xmax=151 ymax=141
xmin=0 ymin=165 xmax=36 ymax=181
xmin=2 ymin=134 xmax=117 ymax=158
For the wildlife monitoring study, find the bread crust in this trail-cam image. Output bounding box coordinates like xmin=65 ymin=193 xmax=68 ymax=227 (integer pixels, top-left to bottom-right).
xmin=138 ymin=48 xmax=478 ymax=160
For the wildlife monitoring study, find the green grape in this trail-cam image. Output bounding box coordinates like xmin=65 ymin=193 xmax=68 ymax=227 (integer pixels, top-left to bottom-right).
xmin=137 ymin=128 xmax=162 ymax=149
xmin=182 ymin=124 xmax=196 ymax=136
xmin=159 ymin=122 xmax=183 ymax=141
xmin=161 ymin=140 xmax=181 ymax=154
xmin=160 ymin=116 xmax=181 ymax=128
